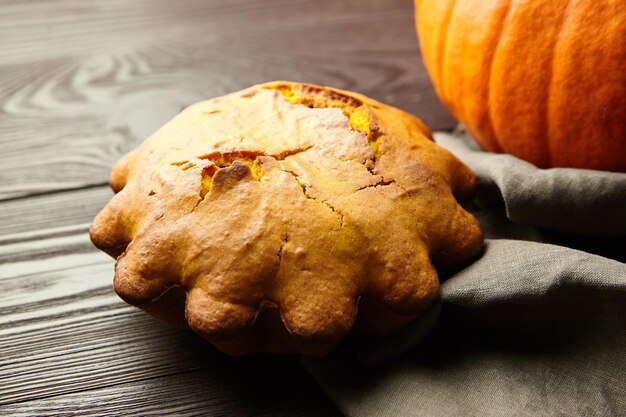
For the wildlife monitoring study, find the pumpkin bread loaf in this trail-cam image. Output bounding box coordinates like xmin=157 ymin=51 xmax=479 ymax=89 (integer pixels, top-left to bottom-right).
xmin=90 ymin=81 xmax=483 ymax=355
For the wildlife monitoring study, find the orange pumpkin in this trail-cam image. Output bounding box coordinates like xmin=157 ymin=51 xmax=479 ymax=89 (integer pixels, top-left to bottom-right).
xmin=415 ymin=0 xmax=626 ymax=172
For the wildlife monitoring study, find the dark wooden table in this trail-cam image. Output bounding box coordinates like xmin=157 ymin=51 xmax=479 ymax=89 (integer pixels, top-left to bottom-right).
xmin=0 ymin=1 xmax=454 ymax=415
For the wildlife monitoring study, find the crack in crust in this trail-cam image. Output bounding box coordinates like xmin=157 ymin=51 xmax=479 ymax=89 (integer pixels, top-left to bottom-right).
xmin=282 ymin=168 xmax=345 ymax=229
xmin=276 ymin=233 xmax=290 ymax=266
xmin=265 ymin=83 xmax=384 ymax=174
xmin=90 ymin=81 xmax=484 ymax=356
xmin=354 ymin=176 xmax=396 ymax=192
xmin=172 ymin=146 xmax=314 ymax=203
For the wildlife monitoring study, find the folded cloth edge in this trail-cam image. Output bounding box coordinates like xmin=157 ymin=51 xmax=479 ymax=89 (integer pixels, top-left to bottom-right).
xmin=441 ymin=238 xmax=626 ymax=307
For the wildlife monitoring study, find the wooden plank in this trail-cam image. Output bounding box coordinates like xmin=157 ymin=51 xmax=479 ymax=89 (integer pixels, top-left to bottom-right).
xmin=1 ymin=365 xmax=341 ymax=417
xmin=0 ymin=231 xmax=339 ymax=415
xmin=0 ymin=0 xmax=454 ymax=200
xmin=0 ymin=234 xmax=190 ymax=404
xmin=0 ymin=186 xmax=111 ymax=239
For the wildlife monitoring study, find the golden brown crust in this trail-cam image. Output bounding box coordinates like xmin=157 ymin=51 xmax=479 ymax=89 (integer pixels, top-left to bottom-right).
xmin=90 ymin=81 xmax=483 ymax=355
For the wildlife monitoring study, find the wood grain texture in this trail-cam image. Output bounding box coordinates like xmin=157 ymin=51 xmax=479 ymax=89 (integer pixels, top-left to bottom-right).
xmin=2 ymin=365 xmax=337 ymax=417
xmin=0 ymin=186 xmax=111 ymax=238
xmin=1 ymin=0 xmax=452 ymax=415
xmin=0 ymin=0 xmax=453 ymax=200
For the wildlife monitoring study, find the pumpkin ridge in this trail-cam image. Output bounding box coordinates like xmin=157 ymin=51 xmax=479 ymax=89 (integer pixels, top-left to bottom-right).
xmin=542 ymin=0 xmax=574 ymax=168
xmin=481 ymin=0 xmax=513 ymax=154
xmin=438 ymin=0 xmax=458 ymax=104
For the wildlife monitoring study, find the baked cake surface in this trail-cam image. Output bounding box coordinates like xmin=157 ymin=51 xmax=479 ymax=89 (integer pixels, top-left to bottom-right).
xmin=90 ymin=81 xmax=483 ymax=355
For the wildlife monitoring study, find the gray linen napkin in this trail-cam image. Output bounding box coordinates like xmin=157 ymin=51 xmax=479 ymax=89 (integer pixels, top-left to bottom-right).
xmin=435 ymin=131 xmax=626 ymax=237
xmin=304 ymin=131 xmax=626 ymax=417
